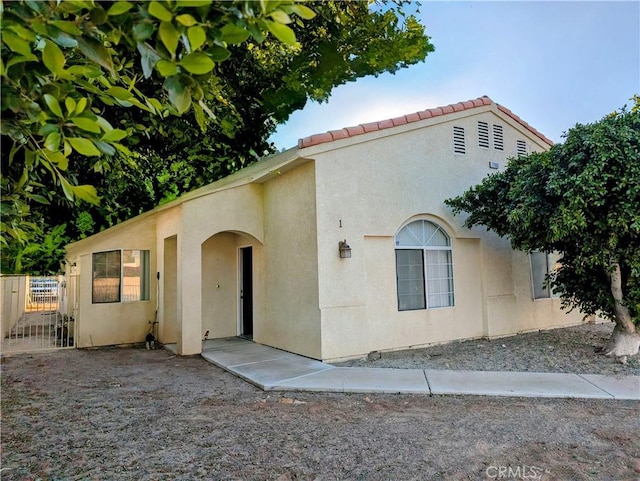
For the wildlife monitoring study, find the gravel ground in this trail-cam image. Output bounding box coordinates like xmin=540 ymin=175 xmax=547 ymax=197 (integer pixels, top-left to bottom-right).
xmin=334 ymin=322 xmax=640 ymax=376
xmin=1 ymin=347 xmax=639 ymax=481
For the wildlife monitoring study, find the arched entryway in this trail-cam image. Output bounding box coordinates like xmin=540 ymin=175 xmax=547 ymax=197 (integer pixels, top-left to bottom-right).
xmin=201 ymin=231 xmax=263 ymax=341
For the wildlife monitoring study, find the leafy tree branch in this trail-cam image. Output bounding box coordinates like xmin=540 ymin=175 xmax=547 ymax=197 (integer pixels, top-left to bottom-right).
xmin=2 ymin=1 xmax=434 ymax=273
xmin=446 ymin=97 xmax=640 ymax=356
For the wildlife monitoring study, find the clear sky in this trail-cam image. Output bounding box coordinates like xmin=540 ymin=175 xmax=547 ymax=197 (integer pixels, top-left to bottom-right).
xmin=269 ymin=1 xmax=640 ymax=150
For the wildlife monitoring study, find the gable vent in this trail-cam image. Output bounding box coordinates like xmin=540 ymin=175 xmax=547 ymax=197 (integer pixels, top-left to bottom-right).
xmin=493 ymin=124 xmax=504 ymax=151
xmin=477 ymin=121 xmax=490 ymax=148
xmin=517 ymin=139 xmax=528 ymax=157
xmin=453 ymin=126 xmax=466 ymax=154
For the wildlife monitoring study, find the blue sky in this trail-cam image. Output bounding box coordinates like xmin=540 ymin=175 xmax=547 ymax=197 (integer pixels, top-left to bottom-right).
xmin=269 ymin=1 xmax=640 ymax=150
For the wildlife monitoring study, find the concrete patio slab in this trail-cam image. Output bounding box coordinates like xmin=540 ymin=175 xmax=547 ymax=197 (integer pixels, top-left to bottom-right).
xmin=579 ymin=374 xmax=640 ymax=400
xmin=425 ymin=370 xmax=615 ymax=399
xmin=164 ymin=337 xmax=249 ymax=355
xmin=202 ymin=337 xmax=254 ymax=352
xmin=211 ymin=355 xmax=334 ymax=390
xmin=272 ymin=367 xmax=430 ymax=394
xmin=202 ymin=340 xmax=289 ymax=367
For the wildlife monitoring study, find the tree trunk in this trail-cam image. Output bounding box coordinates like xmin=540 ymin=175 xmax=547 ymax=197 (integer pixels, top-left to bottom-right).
xmin=603 ymin=323 xmax=640 ymax=357
xmin=604 ymin=263 xmax=640 ymax=357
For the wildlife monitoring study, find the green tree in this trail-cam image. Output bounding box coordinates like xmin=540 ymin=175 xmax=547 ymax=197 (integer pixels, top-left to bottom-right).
xmin=1 ymin=0 xmax=318 ymax=251
xmin=2 ymin=0 xmax=434 ymax=273
xmin=446 ymin=99 xmax=640 ymax=357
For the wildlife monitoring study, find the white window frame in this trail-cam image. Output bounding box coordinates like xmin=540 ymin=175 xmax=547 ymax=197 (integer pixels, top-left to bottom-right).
xmin=395 ymin=220 xmax=455 ymax=311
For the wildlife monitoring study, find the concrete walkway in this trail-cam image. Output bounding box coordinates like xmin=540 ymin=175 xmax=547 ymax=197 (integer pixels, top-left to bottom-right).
xmin=198 ymin=337 xmax=640 ymax=400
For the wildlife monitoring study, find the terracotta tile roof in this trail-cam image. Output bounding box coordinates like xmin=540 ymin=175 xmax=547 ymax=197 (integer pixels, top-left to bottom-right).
xmin=495 ymin=103 xmax=553 ymax=147
xmin=297 ymin=96 xmax=554 ymax=149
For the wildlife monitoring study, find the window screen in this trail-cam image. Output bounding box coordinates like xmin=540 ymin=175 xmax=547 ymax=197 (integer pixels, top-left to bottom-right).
xmin=396 ymin=250 xmax=426 ymax=311
xmin=531 ymin=251 xmax=561 ymax=299
xmin=93 ymin=250 xmax=122 ymax=303
xmin=92 ymin=250 xmax=150 ymax=303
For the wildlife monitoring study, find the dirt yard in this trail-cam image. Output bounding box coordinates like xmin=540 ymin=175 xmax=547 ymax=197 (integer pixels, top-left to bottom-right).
xmin=1 ymin=347 xmax=639 ymax=481
xmin=335 ymin=323 xmax=640 ymax=375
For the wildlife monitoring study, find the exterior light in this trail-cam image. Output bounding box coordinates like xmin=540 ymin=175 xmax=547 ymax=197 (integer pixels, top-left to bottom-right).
xmin=338 ymin=240 xmax=351 ymax=258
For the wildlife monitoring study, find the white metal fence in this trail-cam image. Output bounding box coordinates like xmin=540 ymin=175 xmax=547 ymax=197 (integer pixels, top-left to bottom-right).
xmin=1 ymin=275 xmax=77 ymax=354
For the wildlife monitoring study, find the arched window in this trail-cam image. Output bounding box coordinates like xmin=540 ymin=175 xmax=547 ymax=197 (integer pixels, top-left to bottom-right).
xmin=395 ymin=220 xmax=454 ymax=311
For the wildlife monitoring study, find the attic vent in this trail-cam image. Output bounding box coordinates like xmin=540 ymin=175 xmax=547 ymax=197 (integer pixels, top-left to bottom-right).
xmin=493 ymin=124 xmax=504 ymax=151
xmin=453 ymin=126 xmax=466 ymax=154
xmin=477 ymin=121 xmax=489 ymax=148
xmin=517 ymin=140 xmax=528 ymax=157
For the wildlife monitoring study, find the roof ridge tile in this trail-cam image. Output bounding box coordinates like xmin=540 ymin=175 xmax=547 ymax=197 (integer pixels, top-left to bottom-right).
xmin=298 ymin=96 xmax=553 ymax=149
xmin=496 ymin=104 xmax=553 ymax=146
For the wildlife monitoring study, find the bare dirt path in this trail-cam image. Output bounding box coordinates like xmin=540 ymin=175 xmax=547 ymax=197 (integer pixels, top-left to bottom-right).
xmin=1 ymin=347 xmax=639 ymax=480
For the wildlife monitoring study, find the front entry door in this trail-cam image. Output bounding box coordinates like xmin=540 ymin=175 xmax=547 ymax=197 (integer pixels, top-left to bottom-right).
xmin=239 ymin=246 xmax=253 ymax=338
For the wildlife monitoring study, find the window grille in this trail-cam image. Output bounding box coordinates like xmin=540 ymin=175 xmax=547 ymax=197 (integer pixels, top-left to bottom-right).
xmin=517 ymin=139 xmax=528 ymax=157
xmin=453 ymin=126 xmax=466 ymax=154
xmin=493 ymin=124 xmax=504 ymax=151
xmin=477 ymin=121 xmax=490 ymax=148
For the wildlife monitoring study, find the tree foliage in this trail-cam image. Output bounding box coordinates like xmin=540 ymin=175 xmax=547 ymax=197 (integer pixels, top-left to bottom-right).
xmin=1 ymin=0 xmax=434 ymax=273
xmin=446 ymin=99 xmax=640 ymax=334
xmin=1 ymin=0 xmax=317 ymax=251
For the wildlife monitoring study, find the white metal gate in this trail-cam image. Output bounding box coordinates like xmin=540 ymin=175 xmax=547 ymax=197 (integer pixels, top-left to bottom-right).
xmin=1 ymin=275 xmax=76 ymax=353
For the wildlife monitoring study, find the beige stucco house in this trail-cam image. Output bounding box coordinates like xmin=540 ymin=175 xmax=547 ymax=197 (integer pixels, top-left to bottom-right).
xmin=64 ymin=96 xmax=586 ymax=361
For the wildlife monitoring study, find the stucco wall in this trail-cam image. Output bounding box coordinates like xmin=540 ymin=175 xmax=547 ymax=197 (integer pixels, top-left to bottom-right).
xmin=319 ymin=235 xmax=486 ymax=360
xmin=178 ymin=184 xmax=264 ymax=355
xmin=65 ymin=181 xmax=267 ymax=354
xmin=308 ymin=107 xmax=579 ymax=360
xmin=262 ymin=161 xmax=321 ymax=359
xmin=155 ymin=206 xmax=181 ymax=344
xmin=66 ymin=215 xmax=157 ymax=348
xmin=201 ymin=232 xmax=237 ymax=339
xmin=62 ymin=104 xmax=586 ymax=360
xmin=201 ymin=232 xmax=265 ymax=340
xmin=161 ymin=235 xmax=179 ymax=343
xmin=511 ymin=250 xmax=586 ymax=333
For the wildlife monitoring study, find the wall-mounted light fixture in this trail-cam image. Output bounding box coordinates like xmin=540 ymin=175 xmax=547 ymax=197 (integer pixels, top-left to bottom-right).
xmin=338 ymin=239 xmax=351 ymax=258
